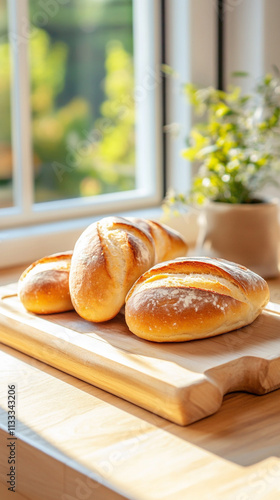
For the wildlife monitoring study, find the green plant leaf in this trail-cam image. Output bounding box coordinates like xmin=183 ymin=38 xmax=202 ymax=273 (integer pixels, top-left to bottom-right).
xmin=231 ymin=71 xmax=249 ymax=78
xmin=167 ymin=69 xmax=280 ymax=208
xmin=161 ymin=64 xmax=178 ymax=77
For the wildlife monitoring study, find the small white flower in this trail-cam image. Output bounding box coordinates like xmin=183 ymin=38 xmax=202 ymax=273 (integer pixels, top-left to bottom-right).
xmin=222 ymin=174 xmax=230 ymax=182
xmin=202 ymin=178 xmax=211 ymax=187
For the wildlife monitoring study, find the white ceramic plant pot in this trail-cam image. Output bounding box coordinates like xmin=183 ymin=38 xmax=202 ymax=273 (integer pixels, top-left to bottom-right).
xmin=197 ymin=199 xmax=280 ymax=278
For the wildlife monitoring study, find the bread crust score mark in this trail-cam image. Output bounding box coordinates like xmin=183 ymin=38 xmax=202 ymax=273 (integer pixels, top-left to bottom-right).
xmin=69 ymin=216 xmax=156 ymax=322
xmin=125 ymin=257 xmax=270 ymax=342
xmin=127 ymin=217 xmax=188 ymax=263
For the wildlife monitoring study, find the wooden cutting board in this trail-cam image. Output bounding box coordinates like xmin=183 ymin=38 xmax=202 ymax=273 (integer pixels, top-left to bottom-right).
xmin=0 ymin=282 xmax=280 ymax=426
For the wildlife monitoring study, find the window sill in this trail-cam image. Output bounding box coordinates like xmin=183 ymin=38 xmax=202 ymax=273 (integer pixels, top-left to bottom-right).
xmin=0 ymin=207 xmax=199 ymax=270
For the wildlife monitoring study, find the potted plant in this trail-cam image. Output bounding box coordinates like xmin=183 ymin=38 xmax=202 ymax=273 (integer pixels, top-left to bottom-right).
xmin=164 ymin=73 xmax=280 ymax=277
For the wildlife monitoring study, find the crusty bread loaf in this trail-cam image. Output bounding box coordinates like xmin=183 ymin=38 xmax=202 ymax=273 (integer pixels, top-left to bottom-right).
xmin=125 ymin=257 xmax=270 ymax=342
xmin=127 ymin=218 xmax=188 ymax=263
xmin=69 ymin=216 xmax=155 ymax=322
xmin=18 ymin=252 xmax=73 ymax=314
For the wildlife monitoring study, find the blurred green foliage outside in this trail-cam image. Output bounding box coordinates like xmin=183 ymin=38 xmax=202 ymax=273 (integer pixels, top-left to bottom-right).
xmin=0 ymin=0 xmax=135 ymax=206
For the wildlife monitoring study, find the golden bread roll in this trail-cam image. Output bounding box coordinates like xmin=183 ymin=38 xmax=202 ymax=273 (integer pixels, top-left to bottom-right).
xmin=18 ymin=252 xmax=73 ymax=314
xmin=69 ymin=216 xmax=155 ymax=322
xmin=127 ymin=217 xmax=188 ymax=263
xmin=125 ymin=257 xmax=270 ymax=342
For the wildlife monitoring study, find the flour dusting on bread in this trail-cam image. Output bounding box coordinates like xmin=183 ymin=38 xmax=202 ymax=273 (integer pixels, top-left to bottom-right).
xmin=125 ymin=257 xmax=270 ymax=342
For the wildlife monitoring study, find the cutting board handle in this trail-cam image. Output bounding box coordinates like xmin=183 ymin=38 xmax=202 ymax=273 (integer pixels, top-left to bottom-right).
xmin=205 ymin=355 xmax=280 ymax=406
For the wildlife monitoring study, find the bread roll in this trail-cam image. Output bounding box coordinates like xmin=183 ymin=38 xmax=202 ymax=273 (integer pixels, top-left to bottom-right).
xmin=127 ymin=218 xmax=188 ymax=263
xmin=69 ymin=216 xmax=155 ymax=322
xmin=125 ymin=257 xmax=270 ymax=342
xmin=18 ymin=252 xmax=73 ymax=314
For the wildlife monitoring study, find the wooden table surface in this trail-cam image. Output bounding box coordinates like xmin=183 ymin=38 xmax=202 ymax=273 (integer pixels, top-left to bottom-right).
xmin=1 ymin=265 xmax=280 ymax=500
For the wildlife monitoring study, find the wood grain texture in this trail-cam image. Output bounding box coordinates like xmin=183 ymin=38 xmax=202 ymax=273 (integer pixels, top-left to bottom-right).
xmin=0 ymin=283 xmax=280 ymax=426
xmin=0 ymin=481 xmax=29 ymax=500
xmin=0 ymin=343 xmax=280 ymax=500
xmin=0 ymin=428 xmax=127 ymax=500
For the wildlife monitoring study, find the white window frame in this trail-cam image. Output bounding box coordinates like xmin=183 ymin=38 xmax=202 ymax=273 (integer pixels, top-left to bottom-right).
xmin=224 ymin=0 xmax=280 ymax=92
xmin=1 ymin=0 xmax=218 ymax=269
xmin=165 ymin=0 xmax=217 ymax=195
xmin=1 ymin=0 xmax=163 ymax=231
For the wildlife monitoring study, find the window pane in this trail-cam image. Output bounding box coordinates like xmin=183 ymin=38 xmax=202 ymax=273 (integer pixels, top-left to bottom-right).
xmin=29 ymin=0 xmax=134 ymax=204
xmin=0 ymin=0 xmax=13 ymax=209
